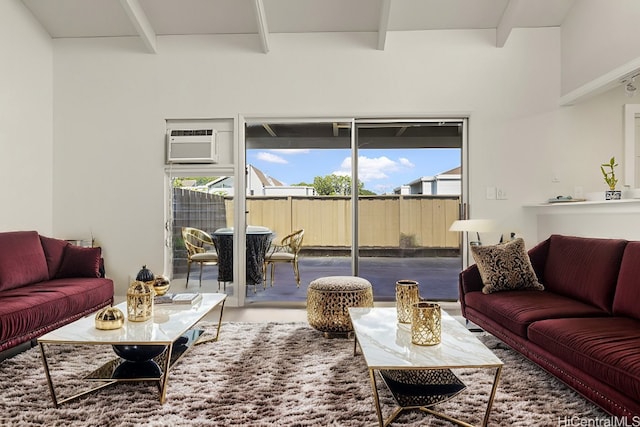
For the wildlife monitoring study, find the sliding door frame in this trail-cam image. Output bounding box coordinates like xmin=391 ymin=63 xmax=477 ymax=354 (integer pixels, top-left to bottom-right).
xmin=240 ymin=114 xmax=470 ymax=303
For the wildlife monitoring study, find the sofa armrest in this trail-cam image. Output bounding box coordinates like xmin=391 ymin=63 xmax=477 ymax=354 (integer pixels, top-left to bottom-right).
xmin=458 ymin=237 xmax=551 ymax=318
xmin=459 ymin=264 xmax=483 ymax=295
xmin=459 ymin=263 xmax=483 ymax=318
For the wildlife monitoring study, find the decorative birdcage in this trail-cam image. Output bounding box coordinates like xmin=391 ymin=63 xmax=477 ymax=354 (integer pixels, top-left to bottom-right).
xmin=126 ymin=280 xmax=154 ymax=322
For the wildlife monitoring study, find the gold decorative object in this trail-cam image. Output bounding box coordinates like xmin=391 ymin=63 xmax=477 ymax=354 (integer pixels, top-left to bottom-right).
xmin=411 ymin=302 xmax=441 ymax=346
xmin=94 ymin=306 xmax=125 ymax=330
xmin=153 ymin=275 xmax=171 ymax=296
xmin=395 ymin=280 xmax=420 ymax=324
xmin=127 ymin=280 xmax=155 ymax=322
xmin=307 ymin=276 xmax=374 ymax=337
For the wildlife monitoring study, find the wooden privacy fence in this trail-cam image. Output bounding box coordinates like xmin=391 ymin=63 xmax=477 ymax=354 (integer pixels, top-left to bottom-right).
xmin=172 ymin=188 xmax=227 ymax=247
xmin=225 ymin=195 xmax=461 ymax=250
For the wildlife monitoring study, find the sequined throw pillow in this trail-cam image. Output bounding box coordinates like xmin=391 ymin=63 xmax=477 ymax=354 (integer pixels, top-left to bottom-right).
xmin=470 ymin=238 xmax=544 ymax=294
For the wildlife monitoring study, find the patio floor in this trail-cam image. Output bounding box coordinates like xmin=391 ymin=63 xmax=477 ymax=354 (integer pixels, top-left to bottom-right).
xmin=182 ymin=255 xmax=463 ymax=304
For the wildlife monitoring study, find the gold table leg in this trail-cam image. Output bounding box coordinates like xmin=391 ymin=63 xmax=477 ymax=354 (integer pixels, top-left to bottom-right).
xmin=39 ymin=342 xmax=117 ymax=408
xmin=482 ymin=365 xmax=502 ymax=427
xmin=159 ymin=343 xmax=174 ymax=404
xmin=194 ymin=299 xmax=226 ymax=346
xmin=368 ymin=368 xmax=385 ymax=427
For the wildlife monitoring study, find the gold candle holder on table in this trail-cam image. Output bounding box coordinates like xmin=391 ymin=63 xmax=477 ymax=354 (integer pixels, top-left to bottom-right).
xmin=411 ymin=302 xmax=441 ymax=346
xmin=395 ymin=280 xmax=420 ymax=323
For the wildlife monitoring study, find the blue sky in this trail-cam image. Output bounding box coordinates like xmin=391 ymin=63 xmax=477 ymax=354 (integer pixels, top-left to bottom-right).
xmin=247 ymin=148 xmax=461 ymax=194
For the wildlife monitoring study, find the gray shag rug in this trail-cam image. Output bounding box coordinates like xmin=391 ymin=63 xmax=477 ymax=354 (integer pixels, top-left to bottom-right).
xmin=0 ymin=322 xmax=609 ymax=426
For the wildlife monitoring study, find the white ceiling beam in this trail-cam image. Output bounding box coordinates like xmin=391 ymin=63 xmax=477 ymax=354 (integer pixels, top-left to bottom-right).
xmin=560 ymin=57 xmax=640 ymax=106
xmin=120 ymin=0 xmax=157 ymax=53
xmin=377 ymin=0 xmax=392 ymax=51
xmin=496 ymin=0 xmax=522 ymax=48
xmin=263 ymin=124 xmax=277 ymax=137
xmin=253 ymin=0 xmax=270 ymax=54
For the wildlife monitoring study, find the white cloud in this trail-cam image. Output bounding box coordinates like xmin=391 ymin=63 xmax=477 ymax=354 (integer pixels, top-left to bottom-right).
xmin=399 ymin=157 xmax=415 ymax=168
xmin=340 ymin=155 xmax=405 ymax=181
xmin=257 ymin=152 xmax=288 ymax=164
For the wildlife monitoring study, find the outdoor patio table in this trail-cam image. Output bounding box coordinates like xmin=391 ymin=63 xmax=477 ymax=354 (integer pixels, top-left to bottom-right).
xmin=213 ymin=227 xmax=273 ymax=289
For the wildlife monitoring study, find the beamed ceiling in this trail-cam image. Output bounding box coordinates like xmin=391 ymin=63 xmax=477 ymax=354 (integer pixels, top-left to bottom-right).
xmin=21 ymin=0 xmax=575 ymax=53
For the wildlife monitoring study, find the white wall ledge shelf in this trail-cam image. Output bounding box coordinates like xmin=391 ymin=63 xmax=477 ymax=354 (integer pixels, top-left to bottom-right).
xmin=524 ymin=199 xmax=640 ymax=208
xmin=523 ymin=199 xmax=640 ymax=242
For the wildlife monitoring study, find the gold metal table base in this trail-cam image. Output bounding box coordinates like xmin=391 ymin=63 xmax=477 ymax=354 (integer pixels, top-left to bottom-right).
xmin=356 ymin=337 xmax=502 ymax=427
xmin=39 ymin=306 xmax=225 ymax=408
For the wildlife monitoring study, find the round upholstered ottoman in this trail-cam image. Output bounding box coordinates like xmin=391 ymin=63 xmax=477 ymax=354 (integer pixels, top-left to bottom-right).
xmin=307 ymin=276 xmax=374 ymax=337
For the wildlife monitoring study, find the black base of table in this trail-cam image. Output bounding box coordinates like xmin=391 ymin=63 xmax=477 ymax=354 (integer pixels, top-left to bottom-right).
xmin=85 ymin=331 xmax=202 ymax=381
xmin=379 ymin=369 xmax=466 ymax=408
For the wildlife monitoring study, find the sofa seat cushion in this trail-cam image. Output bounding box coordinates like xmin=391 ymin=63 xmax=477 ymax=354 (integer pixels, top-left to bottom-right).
xmin=544 ymin=235 xmax=627 ymax=312
xmin=0 ymin=278 xmax=113 ymax=344
xmin=529 ymin=317 xmax=640 ymax=403
xmin=0 ymin=231 xmax=49 ymax=292
xmin=464 ymin=290 xmax=607 ymax=337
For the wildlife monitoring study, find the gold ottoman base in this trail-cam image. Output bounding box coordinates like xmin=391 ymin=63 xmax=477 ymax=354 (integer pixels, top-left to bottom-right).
xmin=307 ymin=276 xmax=374 ymax=337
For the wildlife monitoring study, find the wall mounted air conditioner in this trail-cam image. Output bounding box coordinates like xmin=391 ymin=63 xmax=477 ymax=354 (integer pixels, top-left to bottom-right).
xmin=166 ymin=129 xmax=217 ymax=164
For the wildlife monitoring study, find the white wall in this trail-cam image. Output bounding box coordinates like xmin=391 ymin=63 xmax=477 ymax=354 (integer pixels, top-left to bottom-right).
xmin=49 ymin=26 xmax=639 ymax=295
xmin=0 ymin=1 xmax=53 ymax=234
xmin=561 ymin=0 xmax=640 ymax=95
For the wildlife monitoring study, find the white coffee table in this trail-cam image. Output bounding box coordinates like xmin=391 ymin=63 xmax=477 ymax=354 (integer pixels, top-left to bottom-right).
xmin=38 ymin=293 xmax=226 ymax=407
xmin=349 ymin=307 xmax=503 ymax=427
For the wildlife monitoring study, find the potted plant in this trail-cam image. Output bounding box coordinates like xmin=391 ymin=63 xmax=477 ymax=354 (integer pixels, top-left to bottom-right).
xmin=601 ymin=157 xmax=621 ymax=200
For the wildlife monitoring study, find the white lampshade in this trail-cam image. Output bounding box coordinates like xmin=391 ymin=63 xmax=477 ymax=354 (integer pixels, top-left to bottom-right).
xmin=449 ymin=219 xmax=495 ymax=232
xmin=449 ymin=219 xmax=495 ymax=246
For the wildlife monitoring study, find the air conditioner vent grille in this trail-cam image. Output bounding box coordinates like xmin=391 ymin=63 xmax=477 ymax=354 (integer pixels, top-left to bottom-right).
xmin=170 ymin=129 xmax=213 ymax=136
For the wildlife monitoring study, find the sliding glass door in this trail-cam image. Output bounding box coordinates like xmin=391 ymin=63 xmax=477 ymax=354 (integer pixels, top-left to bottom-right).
xmin=242 ymin=117 xmax=466 ymax=304
xmin=354 ymin=120 xmax=464 ymax=301
xmin=244 ymin=119 xmax=354 ymax=303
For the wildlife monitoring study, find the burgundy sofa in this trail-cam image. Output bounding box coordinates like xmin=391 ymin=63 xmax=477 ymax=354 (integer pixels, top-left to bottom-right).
xmin=0 ymin=231 xmax=114 ymax=353
xmin=459 ymin=234 xmax=640 ymax=418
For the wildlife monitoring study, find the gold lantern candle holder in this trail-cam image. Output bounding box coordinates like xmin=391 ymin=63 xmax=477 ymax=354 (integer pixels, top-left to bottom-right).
xmin=411 ymin=302 xmax=441 ymax=346
xmin=395 ymin=280 xmax=420 ymax=324
xmin=127 ymin=281 xmax=155 ymax=322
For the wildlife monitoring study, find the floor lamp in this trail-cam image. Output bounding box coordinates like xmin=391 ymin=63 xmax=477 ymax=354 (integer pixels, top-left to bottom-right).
xmin=449 ymin=219 xmax=495 ymax=270
xmin=449 ymin=219 xmax=495 ymax=246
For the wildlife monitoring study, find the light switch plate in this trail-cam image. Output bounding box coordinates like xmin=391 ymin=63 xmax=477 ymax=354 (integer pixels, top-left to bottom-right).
xmin=486 ymin=187 xmax=496 ymax=200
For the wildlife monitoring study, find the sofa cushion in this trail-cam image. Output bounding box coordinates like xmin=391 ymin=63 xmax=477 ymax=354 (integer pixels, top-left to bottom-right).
xmin=0 ymin=278 xmax=114 ymax=344
xmin=40 ymin=235 xmax=71 ymax=279
xmin=528 ymin=317 xmax=640 ymax=404
xmin=470 ymin=238 xmax=543 ymax=294
xmin=543 ymin=235 xmax=627 ymax=312
xmin=56 ymin=245 xmax=102 ymax=278
xmin=0 ymin=231 xmax=49 ymax=292
xmin=613 ymin=242 xmax=640 ymax=320
xmin=463 ymin=290 xmax=607 ymax=338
